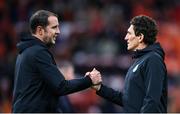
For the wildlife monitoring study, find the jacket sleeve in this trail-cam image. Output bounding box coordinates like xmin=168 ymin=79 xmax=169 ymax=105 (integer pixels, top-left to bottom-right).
xmin=140 ymin=55 xmax=166 ymax=112
xmin=96 ymin=84 xmax=123 ymax=106
xmin=34 ymin=49 xmax=92 ymax=96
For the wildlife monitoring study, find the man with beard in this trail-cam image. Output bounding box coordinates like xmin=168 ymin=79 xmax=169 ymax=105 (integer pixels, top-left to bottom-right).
xmin=12 ymin=10 xmax=102 ymax=113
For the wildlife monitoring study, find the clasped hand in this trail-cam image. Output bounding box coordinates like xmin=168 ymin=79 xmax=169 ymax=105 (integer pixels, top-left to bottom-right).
xmin=85 ymin=68 xmax=102 ymax=91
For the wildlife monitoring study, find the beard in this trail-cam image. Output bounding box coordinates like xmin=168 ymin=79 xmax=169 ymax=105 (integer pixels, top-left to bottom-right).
xmin=43 ymin=36 xmax=55 ymax=48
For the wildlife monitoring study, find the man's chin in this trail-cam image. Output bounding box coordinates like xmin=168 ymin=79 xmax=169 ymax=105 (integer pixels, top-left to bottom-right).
xmin=127 ymin=47 xmax=134 ymax=51
xmin=46 ymin=42 xmax=55 ymax=48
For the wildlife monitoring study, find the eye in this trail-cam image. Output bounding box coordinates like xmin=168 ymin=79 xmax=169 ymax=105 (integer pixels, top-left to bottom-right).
xmin=127 ymin=32 xmax=131 ymax=35
xmin=51 ymin=25 xmax=59 ymax=29
xmin=52 ymin=26 xmax=57 ymax=29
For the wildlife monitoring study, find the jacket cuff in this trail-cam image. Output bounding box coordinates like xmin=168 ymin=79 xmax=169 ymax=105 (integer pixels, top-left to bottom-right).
xmin=84 ymin=76 xmax=93 ymax=85
xmin=96 ymin=84 xmax=104 ymax=95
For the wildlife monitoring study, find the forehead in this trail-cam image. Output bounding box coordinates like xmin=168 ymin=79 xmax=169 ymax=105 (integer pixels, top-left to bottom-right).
xmin=128 ymin=25 xmax=134 ymax=32
xmin=47 ymin=16 xmax=59 ymax=25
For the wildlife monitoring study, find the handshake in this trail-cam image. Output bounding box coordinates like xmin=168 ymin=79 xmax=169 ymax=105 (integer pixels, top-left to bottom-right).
xmin=85 ymin=68 xmax=102 ymax=91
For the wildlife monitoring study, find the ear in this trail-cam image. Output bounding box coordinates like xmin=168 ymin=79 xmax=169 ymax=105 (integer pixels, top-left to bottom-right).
xmin=36 ymin=26 xmax=44 ymax=36
xmin=138 ymin=33 xmax=144 ymax=43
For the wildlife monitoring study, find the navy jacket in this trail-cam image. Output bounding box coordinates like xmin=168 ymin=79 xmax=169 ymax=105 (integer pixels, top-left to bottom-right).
xmin=97 ymin=43 xmax=167 ymax=113
xmin=12 ymin=36 xmax=92 ymax=112
xmin=56 ymin=96 xmax=74 ymax=112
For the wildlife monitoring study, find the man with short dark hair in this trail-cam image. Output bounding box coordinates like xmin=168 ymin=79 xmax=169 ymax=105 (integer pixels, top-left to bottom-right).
xmin=92 ymin=15 xmax=167 ymax=113
xmin=12 ymin=10 xmax=102 ymax=113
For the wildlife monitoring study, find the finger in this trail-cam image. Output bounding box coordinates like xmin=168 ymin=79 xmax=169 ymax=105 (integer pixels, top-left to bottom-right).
xmin=91 ymin=70 xmax=100 ymax=74
xmin=85 ymin=72 xmax=90 ymax=76
xmin=90 ymin=71 xmax=97 ymax=75
xmin=94 ymin=72 xmax=100 ymax=76
xmin=93 ymin=68 xmax=97 ymax=71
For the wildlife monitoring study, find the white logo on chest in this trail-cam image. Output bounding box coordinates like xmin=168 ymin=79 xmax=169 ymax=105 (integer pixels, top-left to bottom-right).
xmin=133 ymin=64 xmax=139 ymax=72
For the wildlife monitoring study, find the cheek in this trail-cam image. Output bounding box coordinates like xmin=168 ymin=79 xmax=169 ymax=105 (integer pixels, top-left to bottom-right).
xmin=46 ymin=29 xmax=54 ymax=35
xmin=51 ymin=30 xmax=56 ymax=35
xmin=131 ymin=39 xmax=139 ymax=47
xmin=48 ymin=30 xmax=53 ymax=35
xmin=128 ymin=36 xmax=135 ymax=42
xmin=129 ymin=37 xmax=138 ymax=47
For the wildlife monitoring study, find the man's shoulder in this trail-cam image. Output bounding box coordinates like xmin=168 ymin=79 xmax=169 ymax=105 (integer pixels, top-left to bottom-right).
xmin=145 ymin=51 xmax=163 ymax=61
xmin=30 ymin=44 xmax=47 ymax=51
xmin=25 ymin=44 xmax=48 ymax=57
xmin=141 ymin=51 xmax=164 ymax=67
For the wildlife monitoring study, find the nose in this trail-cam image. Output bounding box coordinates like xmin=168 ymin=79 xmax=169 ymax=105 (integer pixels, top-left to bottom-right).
xmin=56 ymin=27 xmax=60 ymax=34
xmin=124 ymin=34 xmax=128 ymax=41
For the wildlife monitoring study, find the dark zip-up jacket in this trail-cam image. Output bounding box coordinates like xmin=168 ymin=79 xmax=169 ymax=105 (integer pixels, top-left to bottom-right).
xmin=12 ymin=36 xmax=92 ymax=112
xmin=96 ymin=43 xmax=167 ymax=113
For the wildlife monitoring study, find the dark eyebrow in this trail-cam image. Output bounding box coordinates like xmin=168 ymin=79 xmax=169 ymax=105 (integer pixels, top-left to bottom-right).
xmin=51 ymin=25 xmax=59 ymax=28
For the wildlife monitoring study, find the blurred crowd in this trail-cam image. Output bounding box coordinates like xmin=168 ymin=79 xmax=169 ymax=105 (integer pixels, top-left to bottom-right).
xmin=0 ymin=0 xmax=180 ymax=112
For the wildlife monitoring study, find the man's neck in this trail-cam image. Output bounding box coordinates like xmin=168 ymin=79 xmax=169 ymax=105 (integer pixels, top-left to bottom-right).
xmin=32 ymin=34 xmax=44 ymax=43
xmin=135 ymin=43 xmax=147 ymax=51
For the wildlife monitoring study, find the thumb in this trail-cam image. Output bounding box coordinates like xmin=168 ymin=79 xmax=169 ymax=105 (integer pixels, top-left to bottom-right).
xmin=85 ymin=72 xmax=90 ymax=77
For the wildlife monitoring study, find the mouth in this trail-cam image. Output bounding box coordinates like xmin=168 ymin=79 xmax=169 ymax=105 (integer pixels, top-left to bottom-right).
xmin=53 ymin=35 xmax=58 ymax=41
xmin=53 ymin=37 xmax=56 ymax=41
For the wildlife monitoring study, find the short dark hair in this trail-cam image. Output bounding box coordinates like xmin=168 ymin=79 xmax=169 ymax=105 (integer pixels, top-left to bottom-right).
xmin=130 ymin=15 xmax=158 ymax=45
xmin=29 ymin=10 xmax=58 ymax=34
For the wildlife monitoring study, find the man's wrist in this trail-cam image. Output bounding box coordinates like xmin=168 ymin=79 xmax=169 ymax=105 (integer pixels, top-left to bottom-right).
xmin=95 ymin=84 xmax=102 ymax=91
